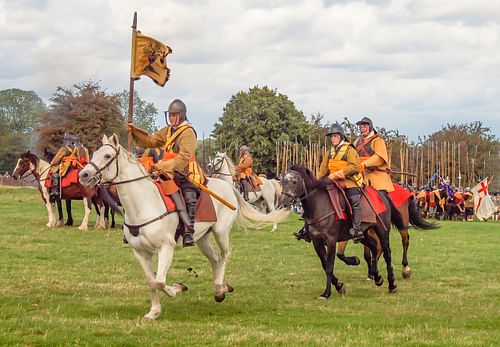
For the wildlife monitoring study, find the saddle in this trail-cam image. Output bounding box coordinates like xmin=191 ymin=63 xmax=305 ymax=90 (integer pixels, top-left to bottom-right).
xmin=324 ymin=183 xmax=386 ymax=224
xmin=156 ymin=179 xmax=217 ymax=223
xmin=248 ymin=174 xmax=262 ymax=191
xmin=44 ymin=166 xmax=80 ymax=189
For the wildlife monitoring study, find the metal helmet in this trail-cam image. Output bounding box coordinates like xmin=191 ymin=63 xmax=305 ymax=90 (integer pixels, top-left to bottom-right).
xmin=326 ymin=123 xmax=346 ymax=139
xmin=63 ymin=133 xmax=81 ymax=148
xmin=239 ymin=145 xmax=249 ymax=153
xmin=165 ymin=99 xmax=187 ymax=124
xmin=356 ymin=116 xmax=373 ymax=130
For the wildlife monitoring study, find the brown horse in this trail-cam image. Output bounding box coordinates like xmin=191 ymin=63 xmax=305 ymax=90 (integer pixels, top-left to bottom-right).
xmin=12 ymin=151 xmax=106 ymax=230
xmin=336 ymin=186 xmax=437 ymax=279
xmin=278 ymin=165 xmax=397 ymax=299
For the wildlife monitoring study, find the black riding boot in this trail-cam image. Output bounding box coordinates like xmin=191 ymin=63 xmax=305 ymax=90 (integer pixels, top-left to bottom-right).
xmin=241 ymin=179 xmax=250 ymax=201
xmin=170 ymin=191 xmax=195 ymax=247
xmin=184 ymin=190 xmax=199 ymax=247
xmin=347 ymin=189 xmax=364 ymax=243
xmin=293 ymin=224 xmax=311 ymax=242
xmin=49 ymin=172 xmax=60 ymax=202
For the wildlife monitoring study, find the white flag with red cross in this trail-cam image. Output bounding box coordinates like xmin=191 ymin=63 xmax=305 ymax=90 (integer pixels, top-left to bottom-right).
xmin=471 ymin=177 xmax=496 ymax=221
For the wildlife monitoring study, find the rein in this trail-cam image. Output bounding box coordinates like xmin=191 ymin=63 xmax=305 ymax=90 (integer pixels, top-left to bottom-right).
xmin=88 ymin=143 xmax=171 ymax=237
xmin=209 ymin=156 xmax=233 ymax=177
xmin=286 ymin=170 xmax=335 ymax=226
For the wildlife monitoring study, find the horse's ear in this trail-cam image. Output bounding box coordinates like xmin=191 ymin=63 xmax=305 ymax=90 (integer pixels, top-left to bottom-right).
xmin=102 ymin=134 xmax=109 ymax=144
xmin=109 ymin=133 xmax=119 ymax=147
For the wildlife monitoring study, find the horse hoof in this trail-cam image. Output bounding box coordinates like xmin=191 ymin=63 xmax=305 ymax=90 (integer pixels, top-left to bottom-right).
xmin=318 ymin=295 xmax=328 ymax=301
xmin=175 ymin=283 xmax=188 ymax=292
xmin=337 ymin=284 xmax=346 ymax=295
xmin=375 ymin=276 xmax=384 ymax=287
xmin=143 ymin=311 xmax=161 ymax=320
xmin=225 ymin=284 xmax=234 ymax=293
xmin=389 ymin=286 xmax=398 ymax=294
xmin=402 ymin=266 xmax=411 ymax=279
xmin=215 ymin=293 xmax=225 ymax=302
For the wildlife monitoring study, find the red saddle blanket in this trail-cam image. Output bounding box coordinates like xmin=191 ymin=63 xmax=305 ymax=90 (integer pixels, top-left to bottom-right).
xmin=154 ymin=181 xmax=217 ymax=222
xmin=363 ymin=186 xmax=387 ymax=214
xmin=389 ymin=183 xmax=412 ymax=208
xmin=44 ymin=168 xmax=80 ymax=189
xmin=360 ymin=187 xmax=386 ymax=224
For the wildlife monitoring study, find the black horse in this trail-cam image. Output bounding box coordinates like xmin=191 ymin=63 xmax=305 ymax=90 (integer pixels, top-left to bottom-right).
xmin=278 ymin=165 xmax=397 ymax=299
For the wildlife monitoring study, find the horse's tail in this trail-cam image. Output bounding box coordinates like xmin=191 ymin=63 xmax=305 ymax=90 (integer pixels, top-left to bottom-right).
xmin=408 ymin=198 xmax=438 ymax=230
xmin=232 ymin=187 xmax=289 ymax=229
xmin=388 ymin=195 xmax=406 ymax=231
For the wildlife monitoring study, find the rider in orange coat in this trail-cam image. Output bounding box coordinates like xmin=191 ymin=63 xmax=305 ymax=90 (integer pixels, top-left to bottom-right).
xmin=127 ymin=99 xmax=203 ymax=247
xmin=235 ymin=145 xmax=253 ymax=200
xmin=294 ymin=123 xmax=364 ymax=243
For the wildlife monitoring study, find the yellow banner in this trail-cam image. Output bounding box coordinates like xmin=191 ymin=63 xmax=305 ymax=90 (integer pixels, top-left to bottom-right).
xmin=131 ymin=31 xmax=172 ymax=86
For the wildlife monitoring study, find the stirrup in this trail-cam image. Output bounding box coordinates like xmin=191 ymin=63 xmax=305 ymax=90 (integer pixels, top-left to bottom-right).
xmin=350 ymin=228 xmax=363 ymax=244
xmin=183 ymin=232 xmax=195 ymax=247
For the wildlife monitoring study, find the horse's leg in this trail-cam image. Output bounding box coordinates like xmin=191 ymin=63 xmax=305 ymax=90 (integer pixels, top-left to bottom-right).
xmin=377 ymin=230 xmax=397 ymax=293
xmin=78 ymin=197 xmax=91 ymax=230
xmin=132 ymin=249 xmax=162 ymax=320
xmin=56 ymin=199 xmax=64 ymax=226
xmin=362 ymin=229 xmax=383 ymax=285
xmin=45 ymin=200 xmax=57 ymax=227
xmin=262 ymin=184 xmax=278 ymax=232
xmin=396 ymin=203 xmax=411 ymax=279
xmin=95 ymin=202 xmax=106 ymax=229
xmin=400 ymin=228 xmax=411 ymax=279
xmin=336 ymin=240 xmax=360 ymax=266
xmin=312 ymin=239 xmax=334 ymax=299
xmin=198 ymin=231 xmax=233 ymax=302
xmin=65 ymin=199 xmax=73 ymax=226
xmin=155 ymin=243 xmax=187 ymax=298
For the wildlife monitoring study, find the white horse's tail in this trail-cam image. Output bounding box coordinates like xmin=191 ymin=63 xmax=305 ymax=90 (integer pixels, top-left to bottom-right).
xmin=232 ymin=187 xmax=289 ymax=229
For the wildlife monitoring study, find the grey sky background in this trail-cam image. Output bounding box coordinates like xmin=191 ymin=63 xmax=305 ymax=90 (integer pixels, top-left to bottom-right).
xmin=1 ymin=0 xmax=499 ymax=141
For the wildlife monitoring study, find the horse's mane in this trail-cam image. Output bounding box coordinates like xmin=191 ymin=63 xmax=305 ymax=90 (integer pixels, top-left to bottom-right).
xmin=218 ymin=152 xmax=236 ymax=175
xmin=289 ymin=164 xmax=330 ymax=190
xmin=118 ymin=144 xmax=149 ymax=175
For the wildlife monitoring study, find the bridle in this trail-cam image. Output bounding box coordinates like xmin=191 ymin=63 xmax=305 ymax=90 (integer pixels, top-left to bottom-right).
xmin=86 ymin=142 xmax=167 ymax=236
xmin=282 ymin=170 xmax=340 ymax=226
xmin=87 ymin=143 xmax=150 ymax=186
xmin=208 ymin=155 xmax=233 ymax=177
xmin=15 ymin=156 xmax=50 ymax=182
xmin=281 ymin=170 xmax=318 ymax=204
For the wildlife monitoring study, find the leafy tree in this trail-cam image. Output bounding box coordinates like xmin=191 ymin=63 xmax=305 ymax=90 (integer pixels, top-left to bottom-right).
xmin=212 ymin=86 xmax=309 ymax=174
xmin=426 ymin=121 xmax=499 ymax=189
xmin=114 ymin=90 xmax=159 ymax=133
xmin=0 ymin=117 xmax=28 ymax=174
xmin=0 ymin=88 xmax=47 ymax=134
xmin=37 ymin=81 xmax=123 ymax=154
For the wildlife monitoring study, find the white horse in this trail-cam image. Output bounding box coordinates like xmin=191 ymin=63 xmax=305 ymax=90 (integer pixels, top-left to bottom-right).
xmin=78 ymin=134 xmax=289 ymax=320
xmin=12 ymin=151 xmax=105 ymax=230
xmin=207 ymin=152 xmax=280 ymax=231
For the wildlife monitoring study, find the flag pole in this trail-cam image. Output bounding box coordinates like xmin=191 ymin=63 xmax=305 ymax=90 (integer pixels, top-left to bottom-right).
xmin=127 ymin=12 xmax=138 ymax=152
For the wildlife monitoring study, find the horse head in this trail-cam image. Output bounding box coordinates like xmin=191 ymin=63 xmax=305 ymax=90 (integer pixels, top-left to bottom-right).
xmin=12 ymin=151 xmax=38 ymax=179
xmin=79 ymin=134 xmax=122 ymax=188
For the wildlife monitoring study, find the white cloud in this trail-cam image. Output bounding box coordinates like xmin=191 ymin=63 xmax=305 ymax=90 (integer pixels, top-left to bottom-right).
xmin=0 ymin=0 xmax=498 ymax=142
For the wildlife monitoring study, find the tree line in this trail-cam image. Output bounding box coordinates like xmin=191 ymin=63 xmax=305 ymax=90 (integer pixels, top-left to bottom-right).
xmin=1 ymin=83 xmax=498 ymax=190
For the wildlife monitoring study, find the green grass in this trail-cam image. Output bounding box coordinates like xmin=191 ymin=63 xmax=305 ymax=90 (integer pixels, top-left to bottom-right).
xmin=0 ymin=186 xmax=499 ymax=346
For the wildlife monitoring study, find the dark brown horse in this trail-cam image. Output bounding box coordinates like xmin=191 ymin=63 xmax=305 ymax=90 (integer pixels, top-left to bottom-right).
xmin=337 ymin=186 xmax=437 ymax=279
xmin=278 ymin=165 xmax=397 ymax=299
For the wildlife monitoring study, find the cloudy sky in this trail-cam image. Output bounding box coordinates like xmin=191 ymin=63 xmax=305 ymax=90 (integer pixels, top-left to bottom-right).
xmin=1 ymin=0 xmax=499 ymax=141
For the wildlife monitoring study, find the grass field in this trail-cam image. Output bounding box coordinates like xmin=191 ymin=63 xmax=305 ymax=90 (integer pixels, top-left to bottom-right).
xmin=0 ymin=186 xmax=499 ymax=346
